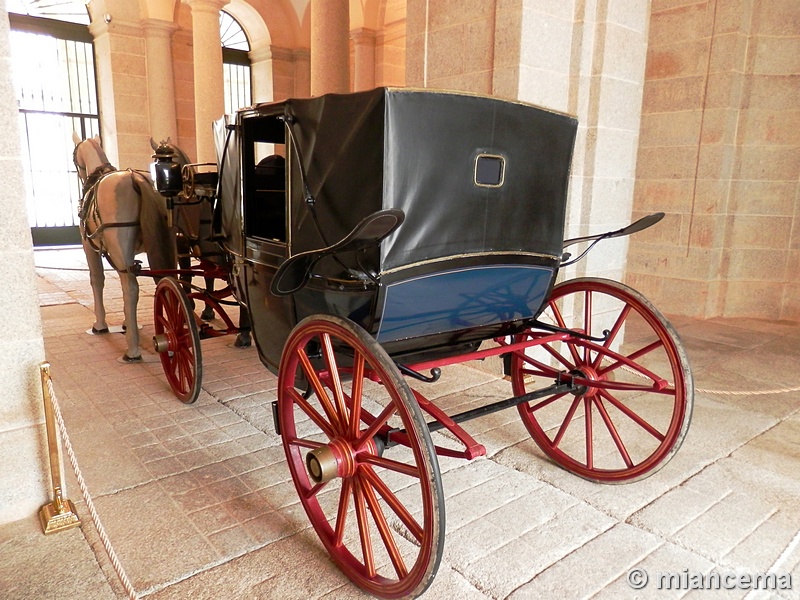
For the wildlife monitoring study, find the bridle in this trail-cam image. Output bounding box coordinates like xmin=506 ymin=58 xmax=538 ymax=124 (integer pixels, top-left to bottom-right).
xmin=73 ymin=137 xmax=115 ymax=194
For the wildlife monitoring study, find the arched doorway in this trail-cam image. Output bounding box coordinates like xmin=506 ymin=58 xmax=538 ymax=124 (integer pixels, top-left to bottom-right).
xmin=221 ymin=10 xmax=251 ymax=114
xmin=8 ymin=0 xmax=99 ymax=246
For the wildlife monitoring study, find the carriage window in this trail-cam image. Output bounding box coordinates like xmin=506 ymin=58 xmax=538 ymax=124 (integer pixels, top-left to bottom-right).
xmin=243 ymin=116 xmax=287 ymax=243
xmin=474 ymin=154 xmax=505 ymax=187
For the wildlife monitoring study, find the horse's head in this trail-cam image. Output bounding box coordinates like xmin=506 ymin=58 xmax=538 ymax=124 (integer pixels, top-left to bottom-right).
xmin=72 ymin=132 xmax=113 ymax=186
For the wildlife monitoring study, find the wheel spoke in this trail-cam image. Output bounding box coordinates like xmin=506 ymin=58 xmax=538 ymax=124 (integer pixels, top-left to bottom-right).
xmin=583 ymin=290 xmax=592 ymax=364
xmin=155 ymin=278 xmax=202 ymax=404
xmin=359 ymin=472 xmax=409 ymax=579
xmin=355 ymin=402 xmax=397 ymax=452
xmin=551 ymin=395 xmax=582 ymax=448
xmin=321 ymin=333 xmax=349 ymax=428
xmin=286 ymin=436 xmax=325 ymax=451
xmin=334 ymin=477 xmax=352 ymax=547
xmin=359 ymin=453 xmax=421 ymax=479
xmin=353 ymin=478 xmax=376 ymax=577
xmin=297 ymin=347 xmax=343 ymax=434
xmin=525 ymin=391 xmax=570 ymax=414
xmin=302 ymin=480 xmax=327 ymax=501
xmin=287 ymin=387 xmax=336 ymax=439
xmin=592 ymin=305 xmax=631 ymax=370
xmin=584 ymin=397 xmax=593 ymax=469
xmin=598 ymin=389 xmax=666 ymax=442
xmin=598 ymin=339 xmax=665 ymax=376
xmin=277 ymin=316 xmax=443 ymax=597
xmin=594 ymin=397 xmax=633 ymax=468
xmin=348 ymin=352 xmax=365 ymax=439
xmin=548 ymin=299 xmax=581 ymax=366
xmin=516 ymin=346 xmax=573 ymax=375
xmin=513 ymin=279 xmax=690 ymax=482
xmin=360 ymin=465 xmax=424 ymax=543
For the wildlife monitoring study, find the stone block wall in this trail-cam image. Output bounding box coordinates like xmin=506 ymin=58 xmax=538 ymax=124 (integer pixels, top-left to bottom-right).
xmin=90 ymin=19 xmax=152 ymax=170
xmin=173 ymin=25 xmax=197 ymax=162
xmin=406 ymin=0 xmax=649 ymax=285
xmin=628 ymin=0 xmax=800 ymax=320
xmin=0 ymin=7 xmax=48 ymax=525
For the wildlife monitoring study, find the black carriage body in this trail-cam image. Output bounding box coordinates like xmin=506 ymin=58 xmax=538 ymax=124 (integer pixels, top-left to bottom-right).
xmin=215 ymin=88 xmax=578 ymax=372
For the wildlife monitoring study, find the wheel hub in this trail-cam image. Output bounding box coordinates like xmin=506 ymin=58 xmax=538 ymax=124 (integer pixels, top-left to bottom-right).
xmin=306 ymin=438 xmax=379 ymax=484
xmin=569 ymin=365 xmax=603 ymax=398
xmin=153 ymin=332 xmax=176 ymax=354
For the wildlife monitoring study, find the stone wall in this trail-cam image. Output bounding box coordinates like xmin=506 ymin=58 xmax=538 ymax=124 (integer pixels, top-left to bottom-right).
xmin=0 ymin=6 xmax=49 ymax=525
xmin=628 ymin=0 xmax=800 ymax=320
xmin=406 ymin=0 xmax=649 ymax=284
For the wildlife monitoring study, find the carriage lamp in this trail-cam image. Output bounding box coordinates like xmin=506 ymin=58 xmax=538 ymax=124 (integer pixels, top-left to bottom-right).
xmin=150 ymin=143 xmax=182 ymax=227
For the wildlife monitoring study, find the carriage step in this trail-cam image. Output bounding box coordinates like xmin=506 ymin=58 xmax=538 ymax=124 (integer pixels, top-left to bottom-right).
xmin=271 ymin=401 xmax=281 ymax=436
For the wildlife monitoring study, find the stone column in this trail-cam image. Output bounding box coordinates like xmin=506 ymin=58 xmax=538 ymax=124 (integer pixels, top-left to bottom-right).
xmin=310 ymin=0 xmax=349 ymax=95
xmin=352 ymin=28 xmax=376 ymax=92
xmin=294 ymin=49 xmax=311 ymax=97
xmin=0 ymin=7 xmax=48 ymax=523
xmin=249 ymin=46 xmax=274 ymax=104
xmin=184 ymin=0 xmax=229 ymax=162
xmin=142 ymin=18 xmax=179 ymax=144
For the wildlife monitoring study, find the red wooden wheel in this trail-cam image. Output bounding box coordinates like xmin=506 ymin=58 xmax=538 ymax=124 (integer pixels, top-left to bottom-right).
xmin=153 ymin=277 xmax=202 ymax=404
xmin=277 ymin=315 xmax=444 ymax=599
xmin=510 ymin=278 xmax=693 ymax=483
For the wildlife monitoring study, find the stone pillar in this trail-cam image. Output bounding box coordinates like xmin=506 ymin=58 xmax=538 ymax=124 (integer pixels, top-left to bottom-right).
xmin=294 ymin=49 xmax=311 ymax=97
xmin=0 ymin=7 xmax=49 ymax=524
xmin=352 ymin=28 xmax=376 ymax=92
xmin=184 ymin=0 xmax=229 ymax=162
xmin=142 ymin=18 xmax=179 ymax=144
xmin=249 ymin=46 xmax=275 ymax=104
xmin=310 ymin=0 xmax=349 ymax=95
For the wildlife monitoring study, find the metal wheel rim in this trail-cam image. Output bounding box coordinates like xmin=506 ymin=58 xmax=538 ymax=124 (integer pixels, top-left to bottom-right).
xmin=511 ymin=278 xmax=693 ymax=483
xmin=154 ymin=277 xmax=203 ymax=404
xmin=277 ymin=315 xmax=444 ymax=599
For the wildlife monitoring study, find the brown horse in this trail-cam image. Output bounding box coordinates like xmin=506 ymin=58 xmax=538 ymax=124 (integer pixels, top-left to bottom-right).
xmin=72 ymin=133 xmax=177 ymax=361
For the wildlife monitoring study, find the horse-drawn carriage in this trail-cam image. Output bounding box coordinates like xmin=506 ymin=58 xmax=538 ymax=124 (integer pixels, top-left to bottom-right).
xmin=89 ymin=88 xmax=693 ymax=599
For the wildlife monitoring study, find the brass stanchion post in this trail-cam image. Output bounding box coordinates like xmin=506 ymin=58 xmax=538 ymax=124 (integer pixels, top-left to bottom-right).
xmin=38 ymin=362 xmax=81 ymax=534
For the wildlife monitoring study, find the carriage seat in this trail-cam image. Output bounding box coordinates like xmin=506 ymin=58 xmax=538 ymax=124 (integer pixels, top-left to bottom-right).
xmin=248 ymin=155 xmax=286 ymax=242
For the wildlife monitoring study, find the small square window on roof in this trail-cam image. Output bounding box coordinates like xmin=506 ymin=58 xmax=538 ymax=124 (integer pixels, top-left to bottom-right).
xmin=474 ymin=154 xmax=505 ymax=188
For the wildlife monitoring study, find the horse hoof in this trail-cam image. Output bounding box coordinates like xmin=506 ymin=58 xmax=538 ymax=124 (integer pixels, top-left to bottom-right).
xmin=91 ymin=327 xmax=109 ymax=335
xmin=200 ymin=307 xmax=215 ymax=321
xmin=121 ymin=353 xmax=142 ymax=363
xmin=234 ymin=335 xmax=251 ymax=348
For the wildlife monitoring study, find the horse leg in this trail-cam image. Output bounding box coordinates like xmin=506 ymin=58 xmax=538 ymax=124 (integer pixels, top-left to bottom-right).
xmin=234 ymin=303 xmax=252 ymax=348
xmin=201 ymin=276 xmax=216 ymax=321
xmin=83 ymin=240 xmax=109 ymax=334
xmin=118 ymin=271 xmax=142 ymax=362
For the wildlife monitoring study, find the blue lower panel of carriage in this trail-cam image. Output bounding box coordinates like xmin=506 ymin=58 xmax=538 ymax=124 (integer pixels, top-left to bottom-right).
xmin=376 ymin=264 xmax=554 ymax=343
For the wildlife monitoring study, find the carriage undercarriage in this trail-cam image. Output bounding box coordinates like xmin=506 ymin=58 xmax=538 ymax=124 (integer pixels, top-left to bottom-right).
xmin=142 ymin=269 xmax=692 ymax=598
xmin=139 ymin=88 xmax=693 ymax=599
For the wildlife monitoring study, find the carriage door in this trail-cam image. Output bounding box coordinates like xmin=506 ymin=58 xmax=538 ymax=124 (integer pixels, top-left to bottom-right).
xmin=8 ymin=4 xmax=98 ymax=246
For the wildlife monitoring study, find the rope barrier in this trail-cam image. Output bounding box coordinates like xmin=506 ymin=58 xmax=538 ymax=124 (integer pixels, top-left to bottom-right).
xmin=44 ymin=376 xmax=139 ymax=600
xmin=695 ymin=385 xmax=800 ymax=396
xmin=35 ymin=265 xmax=113 ymax=272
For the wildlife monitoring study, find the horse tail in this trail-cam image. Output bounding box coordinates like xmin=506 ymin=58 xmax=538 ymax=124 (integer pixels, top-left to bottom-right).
xmin=132 ymin=171 xmax=177 ymax=272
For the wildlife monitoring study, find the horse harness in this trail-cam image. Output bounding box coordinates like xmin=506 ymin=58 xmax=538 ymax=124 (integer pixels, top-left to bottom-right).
xmin=75 ymin=145 xmax=146 ymax=272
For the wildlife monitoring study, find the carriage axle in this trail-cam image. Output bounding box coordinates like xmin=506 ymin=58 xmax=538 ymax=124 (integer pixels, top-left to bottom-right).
xmin=384 ymin=380 xmax=574 ymax=448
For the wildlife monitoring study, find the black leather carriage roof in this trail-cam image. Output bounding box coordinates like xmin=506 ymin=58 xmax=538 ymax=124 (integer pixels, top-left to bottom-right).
xmin=216 ymin=88 xmax=578 ymax=275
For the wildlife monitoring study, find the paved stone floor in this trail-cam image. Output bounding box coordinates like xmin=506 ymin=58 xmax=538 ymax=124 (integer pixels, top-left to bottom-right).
xmin=2 ymin=247 xmax=800 ymax=599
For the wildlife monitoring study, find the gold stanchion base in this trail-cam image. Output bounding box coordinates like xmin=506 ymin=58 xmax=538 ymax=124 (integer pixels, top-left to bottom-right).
xmin=39 ymin=499 xmax=81 ymax=535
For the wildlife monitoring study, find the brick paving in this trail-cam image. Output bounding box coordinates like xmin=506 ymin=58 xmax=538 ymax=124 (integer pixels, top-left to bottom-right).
xmin=2 ymin=247 xmax=799 ymax=600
